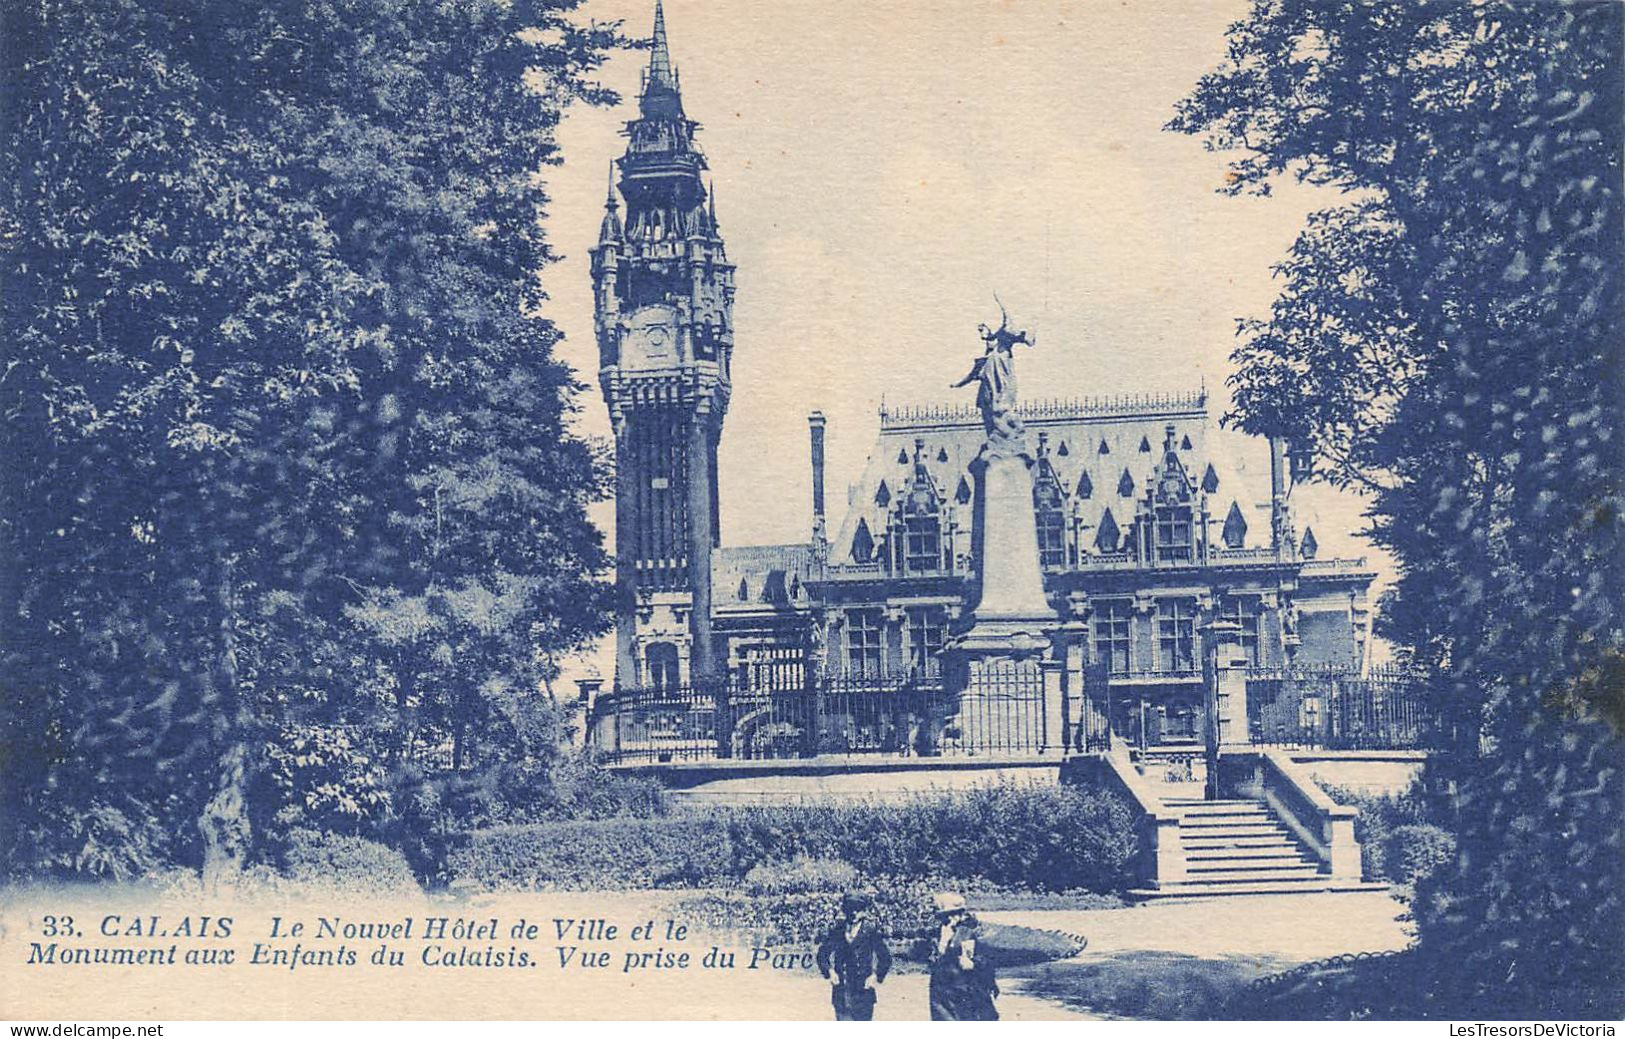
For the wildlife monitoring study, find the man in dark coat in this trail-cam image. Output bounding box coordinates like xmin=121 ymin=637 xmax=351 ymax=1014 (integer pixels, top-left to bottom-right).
xmin=925 ymin=892 xmax=999 ymax=1021
xmin=815 ymin=891 xmax=893 ymax=1020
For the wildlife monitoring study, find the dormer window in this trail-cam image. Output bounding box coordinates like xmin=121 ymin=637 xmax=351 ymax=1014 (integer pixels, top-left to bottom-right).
xmin=903 ymin=506 xmax=941 ymax=573
xmin=1095 ymin=508 xmax=1122 ymax=553
xmin=1300 ymin=527 xmax=1319 ymax=560
xmin=1155 ymin=505 xmax=1194 ymax=562
xmin=1035 ymin=487 xmax=1067 ymax=568
xmin=1221 ymin=501 xmax=1248 ymax=549
xmin=851 ymin=518 xmax=875 ymax=563
xmin=900 ymin=438 xmax=943 ymax=573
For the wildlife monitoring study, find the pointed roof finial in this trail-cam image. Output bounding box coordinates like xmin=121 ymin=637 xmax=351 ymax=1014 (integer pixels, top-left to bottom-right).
xmin=708 ymin=180 xmax=718 ymax=230
xmin=648 ymin=0 xmax=676 ymax=93
xmin=599 ymin=162 xmax=622 ymax=242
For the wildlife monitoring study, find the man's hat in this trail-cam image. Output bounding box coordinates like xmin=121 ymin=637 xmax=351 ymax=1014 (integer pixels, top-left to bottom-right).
xmin=840 ymin=891 xmax=873 ymax=915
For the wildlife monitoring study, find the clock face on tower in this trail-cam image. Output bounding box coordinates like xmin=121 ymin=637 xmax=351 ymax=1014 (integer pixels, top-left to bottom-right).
xmin=621 ymin=305 xmax=680 ymax=370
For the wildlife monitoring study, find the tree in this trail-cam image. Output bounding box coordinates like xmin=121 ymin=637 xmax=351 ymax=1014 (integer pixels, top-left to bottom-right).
xmin=1171 ymin=0 xmax=1622 ymax=1016
xmin=2 ymin=0 xmax=620 ymax=883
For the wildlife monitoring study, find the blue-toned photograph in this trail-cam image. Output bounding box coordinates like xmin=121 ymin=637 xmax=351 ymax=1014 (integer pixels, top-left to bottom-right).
xmin=1 ymin=0 xmax=1619 ymax=1024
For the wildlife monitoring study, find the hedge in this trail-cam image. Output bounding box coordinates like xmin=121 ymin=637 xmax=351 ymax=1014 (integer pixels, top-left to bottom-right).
xmin=447 ymin=782 xmax=1139 ymax=894
xmin=450 ymin=814 xmax=734 ymax=890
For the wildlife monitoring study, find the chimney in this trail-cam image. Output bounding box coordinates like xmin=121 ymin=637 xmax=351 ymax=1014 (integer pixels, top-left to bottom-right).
xmin=808 ymin=412 xmax=827 ymax=531
xmin=1268 ymin=436 xmax=1291 ymax=559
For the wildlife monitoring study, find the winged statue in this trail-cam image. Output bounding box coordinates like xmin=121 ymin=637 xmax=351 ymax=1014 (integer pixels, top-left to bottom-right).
xmin=953 ymin=295 xmax=1035 ymax=458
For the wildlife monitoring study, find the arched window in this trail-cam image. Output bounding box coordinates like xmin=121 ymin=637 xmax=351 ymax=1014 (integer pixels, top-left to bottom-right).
xmin=645 ymin=642 xmax=680 ymax=693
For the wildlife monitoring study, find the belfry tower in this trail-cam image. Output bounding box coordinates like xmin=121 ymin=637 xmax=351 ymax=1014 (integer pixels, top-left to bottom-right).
xmin=592 ymin=0 xmax=735 ymax=690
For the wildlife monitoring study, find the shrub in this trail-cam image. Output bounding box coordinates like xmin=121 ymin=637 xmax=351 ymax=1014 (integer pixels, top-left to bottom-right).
xmin=742 ymin=855 xmax=858 ymax=896
xmin=675 ymin=890 xmax=839 ymax=945
xmin=448 ymin=815 xmax=732 ymax=890
xmin=1383 ymin=824 xmax=1455 ymax=887
xmin=543 ymin=756 xmax=671 ymax=821
xmin=1318 ymin=781 xmax=1439 ymax=882
xmin=279 ymin=830 xmax=422 ymax=896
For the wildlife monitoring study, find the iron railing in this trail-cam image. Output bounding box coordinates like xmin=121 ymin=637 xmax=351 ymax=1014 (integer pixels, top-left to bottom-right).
xmin=589 ymin=669 xmax=1054 ymax=765
xmin=1245 ymin=665 xmax=1437 ymax=750
xmin=588 ymin=663 xmax=1441 ymax=766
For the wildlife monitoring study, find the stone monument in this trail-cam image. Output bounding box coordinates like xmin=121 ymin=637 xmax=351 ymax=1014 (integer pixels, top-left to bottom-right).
xmin=942 ymin=300 xmax=1062 ymax=752
xmin=948 ymin=298 xmax=1057 ymax=645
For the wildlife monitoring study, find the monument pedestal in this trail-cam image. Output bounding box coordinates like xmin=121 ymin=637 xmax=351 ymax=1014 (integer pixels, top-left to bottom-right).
xmin=961 ymin=450 xmax=1050 ymax=625
xmin=942 ymin=448 xmax=1061 ymax=753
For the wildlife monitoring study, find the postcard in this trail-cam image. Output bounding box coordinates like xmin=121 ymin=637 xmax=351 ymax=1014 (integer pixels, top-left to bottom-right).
xmin=3 ymin=0 xmax=1620 ymax=1024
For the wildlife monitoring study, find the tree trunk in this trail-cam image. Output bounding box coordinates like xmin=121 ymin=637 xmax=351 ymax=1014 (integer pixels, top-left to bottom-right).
xmin=199 ymin=555 xmax=252 ymax=894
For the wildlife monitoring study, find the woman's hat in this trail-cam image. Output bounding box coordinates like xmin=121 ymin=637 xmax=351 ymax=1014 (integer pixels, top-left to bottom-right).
xmin=932 ymin=892 xmax=967 ymax=913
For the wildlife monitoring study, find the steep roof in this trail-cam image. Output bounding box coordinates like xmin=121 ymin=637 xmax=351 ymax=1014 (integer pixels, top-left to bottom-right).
xmin=712 ymin=543 xmax=816 ymax=614
xmin=829 ymin=391 xmax=1283 ymax=566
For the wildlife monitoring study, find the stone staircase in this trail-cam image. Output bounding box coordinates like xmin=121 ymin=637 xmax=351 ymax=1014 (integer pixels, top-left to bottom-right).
xmin=1129 ymin=794 xmax=1388 ymax=900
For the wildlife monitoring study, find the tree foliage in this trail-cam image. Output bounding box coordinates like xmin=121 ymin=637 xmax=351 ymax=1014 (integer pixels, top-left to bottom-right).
xmin=1 ymin=0 xmax=621 ymax=882
xmin=1172 ymin=0 xmax=1622 ymax=1016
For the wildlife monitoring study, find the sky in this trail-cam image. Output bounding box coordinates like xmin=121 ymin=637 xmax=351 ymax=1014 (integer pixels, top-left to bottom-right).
xmin=543 ymin=0 xmax=1392 ymax=678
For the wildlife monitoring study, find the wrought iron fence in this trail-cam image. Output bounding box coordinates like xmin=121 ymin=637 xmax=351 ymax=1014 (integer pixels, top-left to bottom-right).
xmin=589 ymin=668 xmax=1052 ymax=765
xmin=1072 ymin=660 xmax=1114 ymax=753
xmin=588 ymin=663 xmax=1439 ymax=765
xmin=1245 ymin=665 xmax=1438 ymax=750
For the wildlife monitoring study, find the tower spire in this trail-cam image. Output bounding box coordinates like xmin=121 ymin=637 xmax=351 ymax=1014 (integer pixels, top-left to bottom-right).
xmin=648 ymin=0 xmax=676 ymax=93
xmin=638 ymin=0 xmax=684 ymax=119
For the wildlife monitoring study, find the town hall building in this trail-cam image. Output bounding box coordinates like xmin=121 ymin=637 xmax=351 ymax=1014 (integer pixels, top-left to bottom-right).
xmin=589 ymin=2 xmax=1377 ymax=758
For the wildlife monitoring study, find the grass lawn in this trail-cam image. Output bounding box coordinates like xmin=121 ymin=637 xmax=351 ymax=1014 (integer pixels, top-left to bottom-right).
xmin=1010 ymin=950 xmax=1288 ymax=1019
